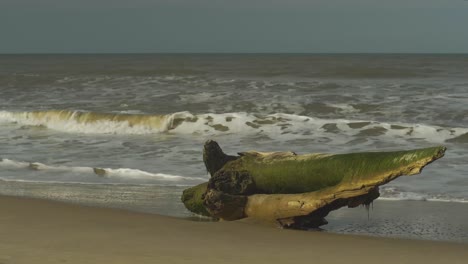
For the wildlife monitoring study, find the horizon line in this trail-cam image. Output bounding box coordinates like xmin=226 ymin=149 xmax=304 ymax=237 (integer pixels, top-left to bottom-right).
xmin=1 ymin=52 xmax=468 ymax=55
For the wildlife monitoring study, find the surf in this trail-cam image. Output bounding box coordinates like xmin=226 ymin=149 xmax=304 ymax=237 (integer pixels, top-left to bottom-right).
xmin=1 ymin=110 xmax=467 ymax=144
xmin=0 ymin=158 xmax=206 ymax=183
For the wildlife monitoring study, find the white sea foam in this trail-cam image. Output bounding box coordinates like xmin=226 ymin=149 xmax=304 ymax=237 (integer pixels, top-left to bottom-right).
xmin=379 ymin=187 xmax=468 ymax=203
xmin=0 ymin=158 xmax=205 ymax=182
xmin=0 ymin=177 xmax=197 ymax=187
xmin=94 ymin=168 xmax=203 ymax=181
xmin=1 ymin=110 xmax=467 ymax=143
xmin=178 ymin=92 xmax=229 ymax=104
xmin=378 ymin=196 xmax=468 ymax=203
xmin=326 ymin=103 xmax=359 ymax=114
xmin=0 ymin=158 xmax=30 ymax=168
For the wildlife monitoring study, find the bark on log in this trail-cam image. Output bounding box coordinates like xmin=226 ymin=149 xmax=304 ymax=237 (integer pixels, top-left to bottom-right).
xmin=182 ymin=141 xmax=446 ymax=228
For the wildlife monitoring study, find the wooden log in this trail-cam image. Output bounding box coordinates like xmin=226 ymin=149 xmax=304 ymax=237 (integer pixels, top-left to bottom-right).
xmin=183 ymin=141 xmax=446 ymax=228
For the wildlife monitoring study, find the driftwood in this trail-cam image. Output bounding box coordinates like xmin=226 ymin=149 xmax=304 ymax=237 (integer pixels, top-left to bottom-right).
xmin=182 ymin=140 xmax=446 ymax=228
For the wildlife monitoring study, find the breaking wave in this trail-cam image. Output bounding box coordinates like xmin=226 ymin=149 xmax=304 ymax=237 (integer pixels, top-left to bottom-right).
xmin=0 ymin=158 xmax=206 ymax=182
xmin=0 ymin=110 xmax=179 ymax=134
xmin=379 ymin=187 xmax=468 ymax=203
xmin=1 ymin=110 xmax=468 ymax=143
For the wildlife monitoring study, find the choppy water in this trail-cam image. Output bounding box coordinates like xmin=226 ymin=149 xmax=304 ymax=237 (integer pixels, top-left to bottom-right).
xmin=1 ymin=54 xmax=467 ymax=221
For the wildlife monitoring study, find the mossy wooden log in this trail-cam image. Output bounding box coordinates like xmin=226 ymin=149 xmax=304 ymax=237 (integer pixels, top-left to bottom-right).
xmin=181 ymin=182 xmax=211 ymax=217
xmin=182 ymin=140 xmax=446 ymax=228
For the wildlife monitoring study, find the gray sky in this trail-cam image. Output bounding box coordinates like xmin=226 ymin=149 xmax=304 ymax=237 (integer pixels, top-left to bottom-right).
xmin=1 ymin=0 xmax=467 ymax=53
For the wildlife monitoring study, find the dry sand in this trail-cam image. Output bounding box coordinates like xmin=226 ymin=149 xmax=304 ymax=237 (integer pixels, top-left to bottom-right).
xmin=0 ymin=195 xmax=467 ymax=264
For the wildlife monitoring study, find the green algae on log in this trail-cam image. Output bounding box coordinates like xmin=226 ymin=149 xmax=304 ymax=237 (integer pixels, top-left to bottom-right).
xmin=181 ymin=182 xmax=211 ymax=217
xmin=182 ymin=140 xmax=446 ymax=228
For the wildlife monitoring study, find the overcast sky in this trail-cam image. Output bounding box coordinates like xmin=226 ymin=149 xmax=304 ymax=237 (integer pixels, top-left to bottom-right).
xmin=1 ymin=0 xmax=467 ymax=53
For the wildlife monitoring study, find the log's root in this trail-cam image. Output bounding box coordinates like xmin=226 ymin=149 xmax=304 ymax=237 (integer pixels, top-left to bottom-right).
xmin=203 ymin=140 xmax=238 ymax=176
xmin=208 ymin=170 xmax=256 ymax=195
xmin=203 ymin=189 xmax=247 ymax=221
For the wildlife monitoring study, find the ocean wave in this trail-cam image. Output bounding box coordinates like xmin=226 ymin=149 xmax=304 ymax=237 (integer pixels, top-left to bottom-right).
xmin=0 ymin=158 xmax=206 ymax=182
xmin=0 ymin=110 xmax=181 ymax=134
xmin=1 ymin=110 xmax=467 ymax=143
xmin=379 ymin=187 xmax=468 ymax=203
xmin=0 ymin=178 xmax=195 ymax=187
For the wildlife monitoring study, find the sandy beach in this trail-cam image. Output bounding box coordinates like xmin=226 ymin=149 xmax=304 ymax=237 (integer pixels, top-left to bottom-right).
xmin=0 ymin=195 xmax=466 ymax=264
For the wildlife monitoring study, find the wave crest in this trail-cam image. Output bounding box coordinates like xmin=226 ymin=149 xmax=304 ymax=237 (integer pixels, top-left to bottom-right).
xmin=0 ymin=158 xmax=205 ymax=182
xmin=1 ymin=110 xmax=467 ymax=144
xmin=0 ymin=110 xmax=184 ymax=134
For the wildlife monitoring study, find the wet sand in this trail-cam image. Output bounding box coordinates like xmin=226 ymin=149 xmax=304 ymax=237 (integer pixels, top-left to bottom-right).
xmin=0 ymin=195 xmax=467 ymax=264
xmin=324 ymin=199 xmax=468 ymax=242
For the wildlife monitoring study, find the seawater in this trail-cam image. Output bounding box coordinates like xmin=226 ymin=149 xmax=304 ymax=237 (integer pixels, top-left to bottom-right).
xmin=1 ymin=54 xmax=467 ymax=239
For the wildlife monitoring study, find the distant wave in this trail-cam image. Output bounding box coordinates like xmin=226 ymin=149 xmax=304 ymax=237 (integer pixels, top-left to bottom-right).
xmin=0 ymin=158 xmax=206 ymax=182
xmin=1 ymin=110 xmax=468 ymax=143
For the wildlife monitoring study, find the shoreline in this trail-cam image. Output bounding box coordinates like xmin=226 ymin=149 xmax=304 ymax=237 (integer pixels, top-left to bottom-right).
xmin=0 ymin=178 xmax=468 ymax=243
xmin=1 ymin=195 xmax=467 ymax=264
xmin=1 ymin=179 xmax=467 ymax=243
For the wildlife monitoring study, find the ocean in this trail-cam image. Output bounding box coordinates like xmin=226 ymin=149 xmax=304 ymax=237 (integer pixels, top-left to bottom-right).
xmin=1 ymin=54 xmax=467 ymax=241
